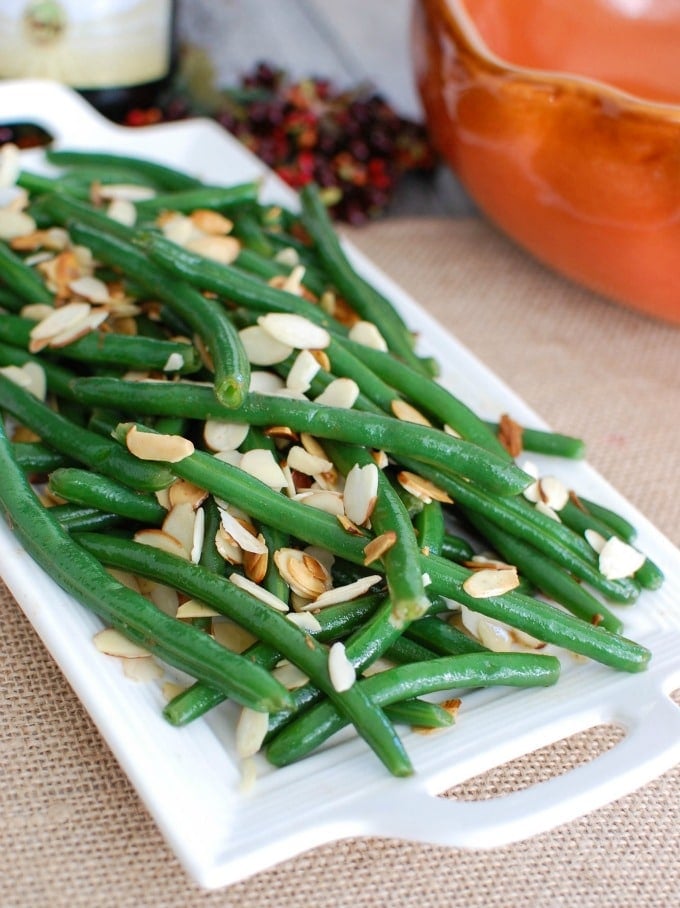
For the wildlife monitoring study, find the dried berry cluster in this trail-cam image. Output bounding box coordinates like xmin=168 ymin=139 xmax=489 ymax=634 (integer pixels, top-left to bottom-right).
xmin=125 ymin=62 xmax=436 ymax=223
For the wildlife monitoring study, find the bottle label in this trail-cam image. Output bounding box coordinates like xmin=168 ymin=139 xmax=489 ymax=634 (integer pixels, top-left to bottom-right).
xmin=0 ymin=0 xmax=173 ymax=88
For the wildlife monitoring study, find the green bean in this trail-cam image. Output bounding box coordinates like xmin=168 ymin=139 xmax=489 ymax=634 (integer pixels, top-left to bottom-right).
xmin=48 ymin=468 xmax=168 ymax=525
xmin=267 ymin=651 xmax=561 ymax=767
xmin=466 ymin=511 xmax=624 ymax=633
xmin=386 ymin=635 xmax=441 ymax=664
xmin=134 ymin=183 xmax=259 ymax=216
xmin=198 ymin=496 xmax=225 ymax=576
xmin=299 ymin=184 xmax=425 ymax=373
xmin=341 ymin=337 xmax=507 ymax=456
xmin=163 ymin=593 xmax=384 ymax=727
xmin=406 ymin=616 xmax=488 ymax=656
xmin=0 ymin=375 xmax=174 ymax=491
xmin=487 ymin=421 xmax=586 ymax=459
xmin=73 ymin=532 xmax=413 ymax=776
xmin=46 ymin=150 xmax=203 ymax=191
xmin=0 ymin=286 xmax=25 ymax=312
xmin=71 ymin=378 xmax=532 ymax=497
xmin=11 ymin=441 xmax=70 ymax=473
xmin=230 ymin=209 xmax=275 ymax=257
xmin=0 ymin=241 xmax=53 ymax=306
xmin=0 ymin=312 xmax=201 ymax=374
xmin=138 ymin=230 xmax=344 ymax=331
xmin=414 ymin=500 xmax=446 ymax=557
xmin=424 ymin=553 xmax=649 ymax=672
xmin=576 ymin=496 xmax=638 ymax=543
xmin=67 ymin=221 xmax=250 ymax=408
xmin=0 ymin=420 xmax=291 ymax=711
xmin=440 ymin=532 xmax=475 ymax=563
xmin=51 ymin=503 xmax=123 ymax=533
xmin=384 ymin=699 xmax=455 ymax=729
xmin=559 ymin=499 xmax=630 ymax=545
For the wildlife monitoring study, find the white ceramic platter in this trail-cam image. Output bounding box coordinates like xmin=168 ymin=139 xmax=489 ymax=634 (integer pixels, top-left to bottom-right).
xmin=1 ymin=80 xmax=680 ymax=890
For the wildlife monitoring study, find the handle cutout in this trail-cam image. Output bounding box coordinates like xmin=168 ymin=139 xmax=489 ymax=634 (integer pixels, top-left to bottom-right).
xmin=442 ymin=722 xmax=626 ymax=802
xmin=0 ymin=123 xmax=53 ymax=150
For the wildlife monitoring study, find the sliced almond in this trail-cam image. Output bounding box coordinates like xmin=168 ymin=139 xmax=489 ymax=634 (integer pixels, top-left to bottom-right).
xmin=286 ymin=349 xmax=320 ymax=393
xmin=162 ymin=501 xmax=196 ymax=557
xmin=107 ymin=197 xmax=137 ymax=227
xmin=93 ymin=628 xmax=150 ymax=659
xmin=176 ymin=599 xmax=220 ymax=619
xmin=239 ymin=325 xmax=293 ymax=366
xmin=239 ymin=448 xmax=287 ymax=489
xmin=286 ymin=611 xmax=322 ymax=633
xmin=462 ymin=567 xmax=520 ymax=599
xmin=348 ymin=320 xmax=388 ymax=351
xmin=69 ymin=275 xmax=111 ymax=304
xmin=0 ymin=209 xmax=36 ymax=241
xmin=314 ymin=378 xmax=359 ymax=409
xmin=162 ymin=681 xmax=187 ymax=702
xmin=337 ymin=514 xmax=365 ymax=535
xmin=105 ymin=567 xmax=142 ymax=594
xmin=219 ymin=508 xmax=267 ymax=554
xmin=189 ymin=209 xmax=233 ymax=235
xmin=274 ymin=547 xmax=331 ymax=599
xmin=363 ymin=531 xmax=397 ymax=565
xmin=20 ymin=303 xmax=54 ymax=322
xmin=302 ymin=574 xmax=382 ymax=611
xmin=391 ymin=399 xmax=432 ymax=426
xmin=497 ymin=412 xmax=524 ymax=458
xmin=228 ymin=572 xmax=289 ymax=612
xmin=47 ymin=307 xmax=109 ymax=349
xmin=122 ymin=657 xmax=164 ymax=682
xmin=535 ymin=500 xmax=561 ymax=522
xmin=134 ymin=528 xmax=189 ymax=559
xmin=309 ymin=349 xmax=331 ymax=372
xmin=96 ymin=183 xmax=155 ymax=202
xmin=235 ymin=707 xmax=269 ymax=758
xmin=585 ymin=528 xmax=607 ymax=554
xmin=203 ymin=419 xmax=249 ymax=453
xmin=186 ymin=234 xmax=241 ymax=265
xmin=125 ymin=425 xmax=194 ymax=463
xmin=343 ymin=462 xmax=379 ymax=526
xmin=167 ymin=479 xmax=208 ymax=509
xmin=190 ymin=505 xmax=205 ymax=564
xmin=212 ymin=618 xmax=258 ymax=653
xmin=0 ymin=143 xmax=20 ymax=188
xmin=296 ymin=489 xmax=345 ymax=516
xmin=598 ymin=536 xmax=645 ymax=579
xmin=272 ymin=661 xmax=309 ymax=690
xmin=257 ymin=313 xmax=330 ymax=350
xmin=215 ymin=527 xmax=243 ymax=564
xmin=243 ymin=543 xmax=268 ymax=584
xmin=328 ymin=642 xmax=355 ymax=692
xmin=287 ymin=445 xmax=333 ymax=476
xmin=249 ymin=370 xmax=286 ymax=394
xmin=397 ymin=470 xmax=452 ymax=504
xmin=162 ymin=352 xmax=185 ymax=372
xmin=28 ymin=301 xmax=91 ymax=343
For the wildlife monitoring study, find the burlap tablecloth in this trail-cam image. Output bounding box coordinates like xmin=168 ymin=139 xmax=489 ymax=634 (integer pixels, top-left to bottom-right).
xmin=2 ymin=217 xmax=679 ymax=907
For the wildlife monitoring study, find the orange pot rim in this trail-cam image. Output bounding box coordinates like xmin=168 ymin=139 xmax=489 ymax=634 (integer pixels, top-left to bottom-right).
xmin=440 ymin=0 xmax=680 ymax=121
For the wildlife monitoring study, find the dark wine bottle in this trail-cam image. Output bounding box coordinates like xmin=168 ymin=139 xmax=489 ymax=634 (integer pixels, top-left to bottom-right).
xmin=0 ymin=0 xmax=178 ymax=121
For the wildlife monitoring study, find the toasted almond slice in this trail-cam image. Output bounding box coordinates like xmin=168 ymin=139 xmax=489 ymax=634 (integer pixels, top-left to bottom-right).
xmin=239 ymin=325 xmax=293 ymax=366
xmin=462 ymin=567 xmax=520 ymax=598
xmin=189 ymin=209 xmax=233 ymax=235
xmin=249 ymin=370 xmax=286 ymax=394
xmin=215 ymin=527 xmax=243 ymax=564
xmin=443 ymin=424 xmax=462 ymax=438
xmin=363 ymin=531 xmax=397 ymax=565
xmin=0 ymin=209 xmax=36 ymax=241
xmin=212 ymin=618 xmax=258 ymax=653
xmin=190 ymin=505 xmax=205 ymax=564
xmin=309 ymin=348 xmax=331 ymax=371
xmin=148 ymin=581 xmax=181 ymax=616
xmin=134 ymin=527 xmax=189 ymax=560
xmin=264 ymin=425 xmax=299 ymax=443
xmin=286 ymin=349 xmax=320 ymax=393
xmin=272 ymin=661 xmax=309 ymax=690
xmin=303 ymin=545 xmax=335 ymax=573
xmin=273 ymin=246 xmax=299 ymax=267
xmin=296 ymin=489 xmax=345 ymax=517
xmin=465 ymin=555 xmax=516 ymax=571
xmin=107 ymin=197 xmax=137 ymax=227
xmin=162 ymin=501 xmax=195 ymax=557
xmin=286 ymin=611 xmax=322 ymax=633
xmin=69 ymin=275 xmax=111 ymax=304
xmin=0 ymin=364 xmax=32 ymax=391
xmin=314 ymin=378 xmax=359 ymax=409
xmin=229 ymin=572 xmax=289 ymax=611
xmin=337 ymin=513 xmax=364 ymax=535
xmin=328 ymin=642 xmax=355 ymax=692
xmin=535 ymin=500 xmax=561 ymax=522
xmin=274 ymin=547 xmax=331 ymax=599
xmin=93 ymin=628 xmax=150 ymax=659
xmin=239 ymin=448 xmax=287 ymax=489
xmin=303 ymin=574 xmax=382 ymax=611
xmin=20 ymin=303 xmax=54 ymax=322
xmin=537 ymin=475 xmax=569 ymax=511
xmin=397 ymin=470 xmax=453 ymax=504
xmin=47 ymin=307 xmax=109 ymax=349
xmin=186 ymin=234 xmax=241 ymax=265
xmin=371 ymin=449 xmax=390 ymax=469
xmin=598 ymin=536 xmax=645 ymax=579
xmin=585 ymin=528 xmax=607 ymax=554
xmin=219 ymin=508 xmax=267 ymax=554
xmin=235 ymin=707 xmax=269 ymax=758
xmin=203 ymin=419 xmax=249 ymax=453
xmin=167 ymin=478 xmax=208 ymax=509
xmin=122 ymin=657 xmax=164 ymax=682
xmin=97 ymin=183 xmax=156 ymax=202
xmin=243 ymin=543 xmax=268 ymax=584
xmin=287 ymin=445 xmax=333 ymax=476
xmin=361 ymin=656 xmax=396 ymax=678
xmin=258 ymin=312 xmax=330 ymax=350
xmin=176 ymin=599 xmax=220 ymax=619
xmin=391 ymin=399 xmax=432 ymax=426
xmin=125 ymin=424 xmax=194 ymax=462
xmin=28 ymin=301 xmax=91 ymax=342
xmin=162 ymin=681 xmax=187 ymax=702
xmin=105 ymin=567 xmax=142 ymax=593
xmin=213 ymin=449 xmax=243 ymax=468
xmin=155 ymin=487 xmax=171 ymax=510
xmin=344 ymin=462 xmax=379 ymax=526
xmin=348 ymin=320 xmax=388 ymax=351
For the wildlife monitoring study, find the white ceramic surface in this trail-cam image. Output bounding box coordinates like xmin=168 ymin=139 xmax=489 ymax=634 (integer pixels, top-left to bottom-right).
xmin=1 ymin=80 xmax=680 ymax=890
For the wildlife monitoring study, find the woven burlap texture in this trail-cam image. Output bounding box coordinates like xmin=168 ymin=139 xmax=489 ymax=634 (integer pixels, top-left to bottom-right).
xmin=1 ymin=217 xmax=679 ymax=908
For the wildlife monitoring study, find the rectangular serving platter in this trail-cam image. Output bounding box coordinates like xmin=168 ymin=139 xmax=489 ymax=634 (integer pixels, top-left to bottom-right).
xmin=1 ymin=80 xmax=680 ymax=890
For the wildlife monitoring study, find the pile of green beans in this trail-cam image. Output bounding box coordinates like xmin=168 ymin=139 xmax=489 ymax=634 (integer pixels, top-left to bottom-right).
xmin=0 ymin=148 xmax=661 ymax=779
